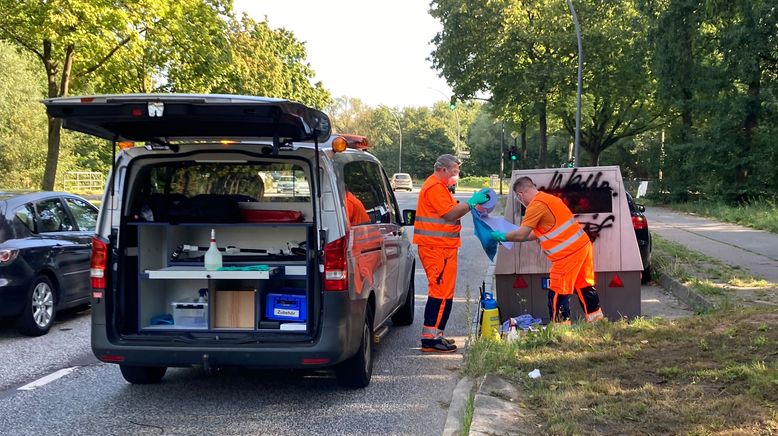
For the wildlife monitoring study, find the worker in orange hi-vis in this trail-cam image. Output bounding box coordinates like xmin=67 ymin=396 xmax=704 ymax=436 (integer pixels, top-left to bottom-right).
xmin=414 ymin=154 xmax=490 ymax=352
xmin=491 ymin=176 xmax=604 ymax=324
xmin=345 ymin=190 xmax=370 ymax=227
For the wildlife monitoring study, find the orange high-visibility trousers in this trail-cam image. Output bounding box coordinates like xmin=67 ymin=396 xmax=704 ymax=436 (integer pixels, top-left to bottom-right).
xmin=418 ymin=245 xmax=458 ymax=339
xmin=548 ymin=242 xmax=602 ymax=322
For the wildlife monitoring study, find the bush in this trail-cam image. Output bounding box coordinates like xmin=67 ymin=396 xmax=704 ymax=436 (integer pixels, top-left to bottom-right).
xmin=458 ymin=176 xmax=490 ymax=189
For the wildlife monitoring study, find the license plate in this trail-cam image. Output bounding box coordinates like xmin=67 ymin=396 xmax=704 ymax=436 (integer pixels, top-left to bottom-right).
xmin=541 ymin=278 xmax=551 ymax=290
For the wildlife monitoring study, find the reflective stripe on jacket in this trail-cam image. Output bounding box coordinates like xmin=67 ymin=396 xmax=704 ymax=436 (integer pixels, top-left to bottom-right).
xmin=413 ymin=175 xmax=461 ymax=248
xmin=531 ymin=191 xmax=589 ymax=261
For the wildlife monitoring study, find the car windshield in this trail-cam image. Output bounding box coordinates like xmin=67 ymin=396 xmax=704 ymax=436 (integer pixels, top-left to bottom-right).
xmin=395 ymin=174 xmax=410 ymax=180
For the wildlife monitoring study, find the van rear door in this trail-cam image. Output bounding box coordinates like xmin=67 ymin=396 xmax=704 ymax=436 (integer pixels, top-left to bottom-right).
xmin=43 ymin=94 xmax=330 ymax=143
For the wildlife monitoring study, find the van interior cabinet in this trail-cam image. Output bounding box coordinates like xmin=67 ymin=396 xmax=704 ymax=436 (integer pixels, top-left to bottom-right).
xmin=132 ymin=222 xmax=312 ymax=333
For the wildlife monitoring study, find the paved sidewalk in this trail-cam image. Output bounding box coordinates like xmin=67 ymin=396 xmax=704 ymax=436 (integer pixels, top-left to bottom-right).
xmin=646 ymin=206 xmax=778 ymax=283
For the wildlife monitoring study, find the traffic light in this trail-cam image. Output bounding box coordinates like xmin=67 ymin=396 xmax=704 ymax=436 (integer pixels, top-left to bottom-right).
xmin=509 ymin=146 xmax=518 ymax=161
xmin=449 ymin=102 xmax=457 ymax=111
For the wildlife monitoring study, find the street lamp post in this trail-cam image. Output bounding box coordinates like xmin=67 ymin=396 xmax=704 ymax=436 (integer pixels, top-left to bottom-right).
xmin=567 ymin=0 xmax=583 ymax=167
xmin=386 ymin=108 xmax=403 ymax=172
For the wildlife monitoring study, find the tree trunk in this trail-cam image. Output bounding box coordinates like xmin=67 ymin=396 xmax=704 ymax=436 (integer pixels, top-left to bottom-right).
xmin=589 ymin=148 xmax=599 ymax=166
xmin=41 ymin=44 xmax=74 ymax=191
xmin=537 ymin=96 xmax=547 ymax=168
xmin=739 ymin=78 xmax=760 ymax=186
xmin=42 ymin=116 xmax=63 ymax=190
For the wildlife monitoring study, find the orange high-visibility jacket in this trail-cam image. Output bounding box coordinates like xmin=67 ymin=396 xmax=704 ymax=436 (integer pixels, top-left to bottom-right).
xmin=530 ymin=191 xmax=589 ymax=261
xmin=413 ymin=175 xmax=461 ymax=248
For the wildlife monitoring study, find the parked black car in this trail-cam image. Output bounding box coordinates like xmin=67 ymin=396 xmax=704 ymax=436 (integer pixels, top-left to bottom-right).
xmin=626 ymin=192 xmax=652 ymax=283
xmin=0 ymin=191 xmax=98 ymax=335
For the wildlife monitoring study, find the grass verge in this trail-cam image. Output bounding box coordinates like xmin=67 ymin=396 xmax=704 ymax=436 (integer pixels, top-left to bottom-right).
xmin=464 ymin=312 xmax=778 ymax=434
xmin=462 ymin=234 xmax=778 ymax=434
xmin=460 ymin=388 xmax=476 ymax=436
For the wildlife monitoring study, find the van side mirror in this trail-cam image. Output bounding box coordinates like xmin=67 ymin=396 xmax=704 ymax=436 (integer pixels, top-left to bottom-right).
xmin=402 ymin=209 xmax=416 ymax=226
xmin=637 ymin=204 xmax=645 ymax=213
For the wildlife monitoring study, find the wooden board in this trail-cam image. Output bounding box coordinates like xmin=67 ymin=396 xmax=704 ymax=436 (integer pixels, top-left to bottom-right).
xmin=213 ymin=290 xmax=256 ymax=329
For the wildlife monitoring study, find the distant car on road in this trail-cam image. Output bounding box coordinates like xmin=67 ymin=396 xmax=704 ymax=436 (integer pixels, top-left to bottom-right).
xmin=626 ymin=192 xmax=652 ymax=283
xmin=390 ymin=173 xmax=413 ymax=191
xmin=0 ymin=191 xmax=98 ymax=335
xmin=275 ymin=175 xmax=295 ymax=193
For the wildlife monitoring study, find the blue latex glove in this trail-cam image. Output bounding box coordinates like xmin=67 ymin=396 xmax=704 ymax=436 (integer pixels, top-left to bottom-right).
xmin=467 ymin=190 xmax=490 ymax=208
xmin=491 ymin=231 xmax=507 ymax=242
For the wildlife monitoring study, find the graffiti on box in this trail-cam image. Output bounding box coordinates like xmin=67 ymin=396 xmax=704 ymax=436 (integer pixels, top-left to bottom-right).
xmin=517 ymin=169 xmax=618 ymax=242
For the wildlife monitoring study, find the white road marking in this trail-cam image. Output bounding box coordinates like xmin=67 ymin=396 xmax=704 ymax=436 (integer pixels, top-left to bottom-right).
xmin=17 ymin=367 xmax=79 ymax=391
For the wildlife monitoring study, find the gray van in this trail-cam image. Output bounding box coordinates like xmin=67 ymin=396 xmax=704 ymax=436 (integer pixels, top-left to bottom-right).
xmin=44 ymin=94 xmax=417 ymax=388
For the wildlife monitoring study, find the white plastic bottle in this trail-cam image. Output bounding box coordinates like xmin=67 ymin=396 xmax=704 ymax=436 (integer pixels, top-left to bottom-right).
xmin=204 ymin=228 xmax=223 ymax=270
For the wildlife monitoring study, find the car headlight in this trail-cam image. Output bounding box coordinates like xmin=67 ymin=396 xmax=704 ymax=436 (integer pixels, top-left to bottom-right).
xmin=0 ymin=249 xmax=19 ymax=265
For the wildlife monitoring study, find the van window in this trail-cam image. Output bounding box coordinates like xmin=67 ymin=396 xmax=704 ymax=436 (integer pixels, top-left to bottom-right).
xmin=344 ymin=161 xmax=397 ymax=225
xmin=144 ymin=162 xmax=309 ymax=203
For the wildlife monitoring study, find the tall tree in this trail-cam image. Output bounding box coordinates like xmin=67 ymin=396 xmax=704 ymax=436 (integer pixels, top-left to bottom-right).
xmin=0 ymin=0 xmax=231 ymax=190
xmin=557 ymin=0 xmax=662 ymax=165
xmin=216 ymin=14 xmax=331 ymax=108
xmin=431 ymin=0 xmax=570 ymax=168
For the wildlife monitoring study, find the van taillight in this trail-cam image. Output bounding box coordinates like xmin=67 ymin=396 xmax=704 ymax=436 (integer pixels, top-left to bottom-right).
xmin=631 ymin=215 xmax=648 ymax=230
xmin=91 ymin=236 xmax=108 ymax=290
xmin=323 ymin=234 xmax=349 ymax=291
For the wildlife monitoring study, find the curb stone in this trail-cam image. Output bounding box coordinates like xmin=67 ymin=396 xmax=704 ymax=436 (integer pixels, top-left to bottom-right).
xmin=657 ymin=273 xmax=716 ymax=312
xmin=469 ymin=374 xmax=534 ymax=436
xmin=442 ymin=376 xmax=474 ymax=436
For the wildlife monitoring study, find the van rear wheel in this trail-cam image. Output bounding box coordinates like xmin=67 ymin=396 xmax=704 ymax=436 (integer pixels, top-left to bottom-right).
xmin=120 ymin=365 xmax=167 ymax=384
xmin=335 ymin=314 xmax=374 ymax=388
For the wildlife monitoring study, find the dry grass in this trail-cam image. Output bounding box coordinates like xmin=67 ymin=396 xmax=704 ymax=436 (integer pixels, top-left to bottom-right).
xmin=652 ymin=236 xmax=778 ymax=309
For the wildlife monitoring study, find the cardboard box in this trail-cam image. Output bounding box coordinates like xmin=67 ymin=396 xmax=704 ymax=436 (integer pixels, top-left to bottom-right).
xmin=213 ymin=290 xmax=255 ymax=328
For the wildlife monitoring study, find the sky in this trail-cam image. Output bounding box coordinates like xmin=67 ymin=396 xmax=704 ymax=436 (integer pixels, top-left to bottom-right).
xmin=233 ymin=0 xmax=454 ymax=109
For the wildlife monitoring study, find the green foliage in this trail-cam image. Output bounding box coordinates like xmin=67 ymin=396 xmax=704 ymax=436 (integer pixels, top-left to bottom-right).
xmin=216 ymin=14 xmax=331 ymax=108
xmin=465 ymin=106 xmax=503 ymax=176
xmin=0 ymin=42 xmax=48 ymax=188
xmin=644 ymin=0 xmax=778 ymax=202
xmin=457 ymin=176 xmax=490 ymax=189
xmin=0 ymin=1 xmax=331 ymax=188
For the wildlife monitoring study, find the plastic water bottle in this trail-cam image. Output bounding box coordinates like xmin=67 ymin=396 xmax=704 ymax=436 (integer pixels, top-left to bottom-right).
xmin=204 ymin=229 xmax=222 ymax=270
xmin=480 ymin=292 xmax=501 ymax=340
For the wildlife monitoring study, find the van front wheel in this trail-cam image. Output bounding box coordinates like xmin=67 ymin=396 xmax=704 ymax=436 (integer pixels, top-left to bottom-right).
xmin=335 ymin=315 xmax=373 ymax=388
xmin=120 ymin=365 xmax=167 ymax=384
xmin=392 ymin=272 xmax=415 ymax=326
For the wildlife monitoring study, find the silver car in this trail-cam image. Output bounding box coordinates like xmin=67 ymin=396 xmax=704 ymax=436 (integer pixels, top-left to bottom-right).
xmin=390 ymin=173 xmax=413 ymax=191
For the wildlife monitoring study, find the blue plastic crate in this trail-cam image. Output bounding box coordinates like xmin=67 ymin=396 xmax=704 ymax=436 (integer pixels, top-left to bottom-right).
xmin=265 ymin=289 xmax=306 ymax=322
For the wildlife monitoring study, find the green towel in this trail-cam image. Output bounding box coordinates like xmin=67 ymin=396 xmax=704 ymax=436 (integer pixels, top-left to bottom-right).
xmin=217 ymin=265 xmax=270 ymax=271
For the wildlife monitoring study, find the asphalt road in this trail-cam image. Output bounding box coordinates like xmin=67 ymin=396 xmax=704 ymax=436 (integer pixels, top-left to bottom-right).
xmin=0 ymin=193 xmax=695 ymax=435
xmin=0 ymin=191 xmax=491 ymax=436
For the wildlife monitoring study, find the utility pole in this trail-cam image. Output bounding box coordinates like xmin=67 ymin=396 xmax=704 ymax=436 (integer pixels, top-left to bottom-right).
xmin=567 ymin=0 xmax=583 ymax=167
xmin=500 ymin=121 xmax=505 ymax=195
